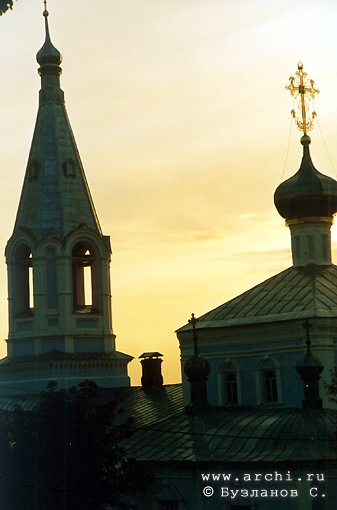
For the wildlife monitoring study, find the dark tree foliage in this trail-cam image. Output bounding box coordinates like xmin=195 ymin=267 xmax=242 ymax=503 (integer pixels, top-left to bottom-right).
xmin=0 ymin=380 xmax=150 ymax=510
xmin=325 ymin=367 xmax=337 ymax=404
xmin=0 ymin=0 xmax=16 ymax=16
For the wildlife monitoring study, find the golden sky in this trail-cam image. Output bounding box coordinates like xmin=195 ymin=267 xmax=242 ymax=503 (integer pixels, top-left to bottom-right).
xmin=1 ymin=0 xmax=337 ymax=385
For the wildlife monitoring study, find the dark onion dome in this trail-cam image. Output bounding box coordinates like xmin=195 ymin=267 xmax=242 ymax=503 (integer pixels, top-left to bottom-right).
xmin=296 ymin=347 xmax=323 ymax=379
xmin=184 ymin=354 xmax=210 ymax=381
xmin=296 ymin=350 xmax=323 ymax=375
xmin=274 ymin=135 xmax=337 ymax=220
xmin=36 ymin=9 xmax=62 ymax=70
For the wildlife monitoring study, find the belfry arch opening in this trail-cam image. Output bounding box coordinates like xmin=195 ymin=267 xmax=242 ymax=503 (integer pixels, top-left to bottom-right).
xmin=14 ymin=244 xmax=34 ymax=315
xmin=72 ymin=242 xmax=98 ymax=312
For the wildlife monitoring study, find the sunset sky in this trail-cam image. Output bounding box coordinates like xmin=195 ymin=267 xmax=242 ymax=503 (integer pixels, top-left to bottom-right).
xmin=1 ymin=0 xmax=337 ymax=385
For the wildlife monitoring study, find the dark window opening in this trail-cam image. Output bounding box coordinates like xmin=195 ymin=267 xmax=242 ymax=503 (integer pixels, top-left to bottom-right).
xmin=225 ymin=372 xmax=238 ymax=404
xmin=14 ymin=245 xmax=34 ymax=315
xmin=264 ymin=369 xmax=278 ymax=402
xmin=72 ymin=242 xmax=98 ymax=312
xmin=62 ymin=158 xmax=77 ymax=178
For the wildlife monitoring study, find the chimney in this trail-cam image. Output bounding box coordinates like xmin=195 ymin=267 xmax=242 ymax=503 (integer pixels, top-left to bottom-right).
xmin=296 ymin=320 xmax=324 ymax=409
xmin=139 ymin=352 xmax=164 ymax=388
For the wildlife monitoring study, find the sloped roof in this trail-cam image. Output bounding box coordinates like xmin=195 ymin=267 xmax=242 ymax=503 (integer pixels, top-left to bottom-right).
xmin=117 ymin=387 xmax=337 ymax=464
xmin=178 ymin=264 xmax=337 ymax=330
xmin=0 ymin=385 xmax=335 ymax=464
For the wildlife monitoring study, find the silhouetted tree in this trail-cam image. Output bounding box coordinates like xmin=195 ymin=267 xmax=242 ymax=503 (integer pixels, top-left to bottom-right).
xmin=0 ymin=0 xmax=16 ymax=16
xmin=325 ymin=367 xmax=337 ymax=405
xmin=0 ymin=380 xmax=150 ymax=510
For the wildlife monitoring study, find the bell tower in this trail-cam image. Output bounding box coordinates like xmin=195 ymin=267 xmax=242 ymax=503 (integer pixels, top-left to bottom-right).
xmin=0 ymin=4 xmax=132 ymax=394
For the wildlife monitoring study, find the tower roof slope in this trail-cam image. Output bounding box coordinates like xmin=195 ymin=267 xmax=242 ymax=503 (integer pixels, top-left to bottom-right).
xmin=178 ymin=264 xmax=337 ymax=330
xmin=13 ymin=100 xmax=101 ymax=240
xmin=12 ymin=9 xmax=101 ymax=241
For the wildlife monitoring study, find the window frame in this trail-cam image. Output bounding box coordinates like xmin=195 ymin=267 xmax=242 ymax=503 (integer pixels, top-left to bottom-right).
xmin=255 ymin=356 xmax=282 ymax=405
xmin=217 ymin=359 xmax=241 ymax=406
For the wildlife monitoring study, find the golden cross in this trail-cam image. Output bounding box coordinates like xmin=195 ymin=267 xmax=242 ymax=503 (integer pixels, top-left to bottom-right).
xmin=286 ymin=62 xmax=319 ymax=135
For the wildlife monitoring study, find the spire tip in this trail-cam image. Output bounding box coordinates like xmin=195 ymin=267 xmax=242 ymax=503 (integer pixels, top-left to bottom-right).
xmin=43 ymin=0 xmax=48 ymax=17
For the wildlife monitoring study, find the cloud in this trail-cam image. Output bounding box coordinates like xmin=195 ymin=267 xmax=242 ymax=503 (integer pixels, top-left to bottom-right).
xmin=191 ymin=231 xmax=223 ymax=242
xmin=239 ymin=213 xmax=257 ymax=220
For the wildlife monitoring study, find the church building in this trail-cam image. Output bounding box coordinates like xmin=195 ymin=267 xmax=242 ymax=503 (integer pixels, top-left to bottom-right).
xmin=0 ymin=6 xmax=132 ymax=395
xmin=0 ymin=8 xmax=336 ymax=510
xmin=177 ymin=63 xmax=337 ymax=411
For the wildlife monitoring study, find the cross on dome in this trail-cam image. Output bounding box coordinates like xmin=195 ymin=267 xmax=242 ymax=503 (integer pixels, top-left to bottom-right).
xmin=286 ymin=62 xmax=320 ymax=135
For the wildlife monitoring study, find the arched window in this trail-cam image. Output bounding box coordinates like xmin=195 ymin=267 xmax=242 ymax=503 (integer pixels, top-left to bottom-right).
xmin=256 ymin=356 xmax=281 ymax=404
xmin=225 ymin=371 xmax=238 ymax=404
xmin=72 ymin=242 xmax=98 ymax=312
xmin=218 ymin=359 xmax=241 ymax=406
xmin=263 ymin=368 xmax=278 ymax=402
xmin=14 ymin=244 xmax=34 ymax=315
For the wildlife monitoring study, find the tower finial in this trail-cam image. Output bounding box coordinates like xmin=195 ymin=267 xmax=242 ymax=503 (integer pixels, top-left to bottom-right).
xmin=36 ymin=0 xmax=62 ymax=73
xmin=286 ymin=62 xmax=320 ymax=136
xmin=43 ymin=0 xmax=49 ymax=34
xmin=303 ymin=318 xmax=312 ymax=353
xmin=296 ymin=319 xmax=324 ymax=409
xmin=43 ymin=0 xmax=48 ymax=17
xmin=188 ymin=313 xmax=199 ymax=356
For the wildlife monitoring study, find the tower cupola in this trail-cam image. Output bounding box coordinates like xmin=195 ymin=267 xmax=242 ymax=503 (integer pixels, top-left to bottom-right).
xmin=274 ymin=63 xmax=337 ymax=267
xmin=36 ymin=6 xmax=62 ymax=72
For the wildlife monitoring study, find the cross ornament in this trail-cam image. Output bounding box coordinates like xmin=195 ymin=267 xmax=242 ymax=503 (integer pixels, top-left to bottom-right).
xmin=286 ymin=62 xmax=320 ymax=135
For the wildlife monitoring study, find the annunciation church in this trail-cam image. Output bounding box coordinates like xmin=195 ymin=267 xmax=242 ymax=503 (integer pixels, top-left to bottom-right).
xmin=0 ymin=6 xmax=336 ymax=510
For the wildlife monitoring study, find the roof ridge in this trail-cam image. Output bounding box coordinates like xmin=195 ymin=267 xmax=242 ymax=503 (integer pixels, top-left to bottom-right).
xmin=177 ymin=265 xmax=337 ymax=331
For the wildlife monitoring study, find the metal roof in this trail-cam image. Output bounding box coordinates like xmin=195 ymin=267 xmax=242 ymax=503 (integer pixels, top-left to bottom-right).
xmin=178 ymin=264 xmax=337 ymax=330
xmin=1 ymin=385 xmax=336 ymax=464
xmin=120 ymin=388 xmax=337 ymax=464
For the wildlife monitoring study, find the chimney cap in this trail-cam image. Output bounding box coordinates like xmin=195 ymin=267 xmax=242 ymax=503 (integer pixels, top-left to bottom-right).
xmin=139 ymin=352 xmax=163 ymax=359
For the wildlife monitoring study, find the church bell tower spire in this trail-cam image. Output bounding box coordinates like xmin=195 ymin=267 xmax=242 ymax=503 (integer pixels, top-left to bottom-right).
xmin=1 ymin=4 xmax=132 ymax=394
